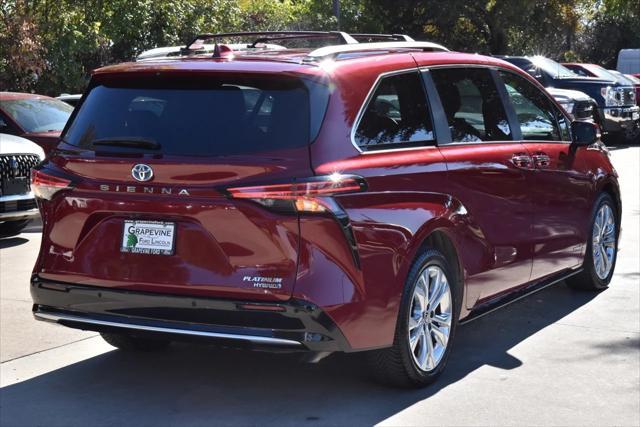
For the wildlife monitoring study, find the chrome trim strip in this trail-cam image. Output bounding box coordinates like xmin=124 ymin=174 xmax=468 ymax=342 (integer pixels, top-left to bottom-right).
xmin=307 ymin=41 xmax=448 ymax=59
xmin=0 ymin=192 xmax=35 ymax=202
xmin=34 ymin=312 xmax=303 ymax=346
xmin=360 ymin=144 xmax=439 ymax=155
xmin=459 ymin=268 xmax=583 ymax=325
xmin=0 ymin=207 xmax=39 ymax=221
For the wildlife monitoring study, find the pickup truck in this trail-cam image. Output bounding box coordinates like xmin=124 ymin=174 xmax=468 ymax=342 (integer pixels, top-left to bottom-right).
xmin=498 ymin=55 xmax=639 ymax=143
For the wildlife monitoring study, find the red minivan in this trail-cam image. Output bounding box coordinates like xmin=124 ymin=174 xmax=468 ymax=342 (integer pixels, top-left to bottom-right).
xmin=30 ymin=32 xmax=621 ymax=387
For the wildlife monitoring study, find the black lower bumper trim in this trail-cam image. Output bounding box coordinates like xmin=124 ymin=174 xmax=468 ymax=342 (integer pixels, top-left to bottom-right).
xmin=31 ymin=277 xmax=351 ymax=352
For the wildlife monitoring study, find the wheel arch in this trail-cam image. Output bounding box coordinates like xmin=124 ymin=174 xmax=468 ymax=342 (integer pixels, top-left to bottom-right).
xmin=407 ymin=220 xmax=468 ymax=319
xmin=598 ymin=176 xmax=622 ymax=230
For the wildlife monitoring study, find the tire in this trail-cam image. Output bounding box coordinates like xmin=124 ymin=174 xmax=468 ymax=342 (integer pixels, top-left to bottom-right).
xmin=0 ymin=220 xmax=31 ymax=238
xmin=366 ymin=248 xmax=461 ymax=387
xmin=623 ymin=122 xmax=640 ymax=144
xmin=101 ymin=332 xmax=171 ymax=352
xmin=567 ymin=193 xmax=618 ymax=291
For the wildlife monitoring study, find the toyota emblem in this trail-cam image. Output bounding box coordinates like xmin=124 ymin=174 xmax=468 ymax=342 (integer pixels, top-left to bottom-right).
xmin=9 ymin=157 xmax=19 ymax=178
xmin=131 ymin=164 xmax=154 ymax=182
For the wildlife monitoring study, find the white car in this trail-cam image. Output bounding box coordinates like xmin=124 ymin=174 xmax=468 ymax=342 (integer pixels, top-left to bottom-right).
xmin=0 ymin=133 xmax=45 ymax=237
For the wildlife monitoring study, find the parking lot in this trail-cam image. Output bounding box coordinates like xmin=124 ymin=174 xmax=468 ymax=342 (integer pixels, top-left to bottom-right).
xmin=0 ymin=146 xmax=638 ymax=427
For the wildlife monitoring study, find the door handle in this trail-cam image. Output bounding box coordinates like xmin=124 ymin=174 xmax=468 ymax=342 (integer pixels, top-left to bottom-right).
xmin=511 ymin=153 xmax=532 ymax=168
xmin=532 ymin=153 xmax=551 ymax=168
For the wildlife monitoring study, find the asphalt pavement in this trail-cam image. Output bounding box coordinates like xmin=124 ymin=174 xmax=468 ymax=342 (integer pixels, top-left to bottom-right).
xmin=0 ymin=146 xmax=638 ymax=427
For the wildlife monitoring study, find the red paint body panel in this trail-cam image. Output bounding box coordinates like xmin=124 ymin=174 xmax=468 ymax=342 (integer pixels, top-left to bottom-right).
xmin=521 ymin=142 xmax=593 ymax=279
xmin=31 ymin=51 xmax=621 ymax=352
xmin=436 ymin=143 xmax=535 ymax=305
xmin=36 ymin=188 xmax=300 ymax=301
xmin=36 ymin=146 xmax=315 ymax=302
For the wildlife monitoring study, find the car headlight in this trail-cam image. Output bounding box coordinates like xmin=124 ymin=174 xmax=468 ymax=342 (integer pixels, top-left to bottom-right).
xmin=601 ymin=86 xmax=623 ymax=107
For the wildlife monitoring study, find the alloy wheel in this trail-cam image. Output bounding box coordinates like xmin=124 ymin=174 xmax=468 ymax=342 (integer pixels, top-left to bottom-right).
xmin=592 ymin=204 xmax=616 ymax=280
xmin=408 ymin=265 xmax=452 ymax=372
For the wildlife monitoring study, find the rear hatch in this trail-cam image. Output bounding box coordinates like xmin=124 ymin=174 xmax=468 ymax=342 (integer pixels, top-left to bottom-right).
xmin=36 ymin=70 xmax=330 ymax=301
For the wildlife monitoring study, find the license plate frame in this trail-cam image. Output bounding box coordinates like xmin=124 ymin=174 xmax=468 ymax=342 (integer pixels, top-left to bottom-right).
xmin=121 ymin=220 xmax=176 ymax=256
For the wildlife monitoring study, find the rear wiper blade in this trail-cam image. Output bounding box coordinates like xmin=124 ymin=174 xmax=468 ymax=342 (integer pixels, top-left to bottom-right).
xmin=91 ymin=137 xmax=161 ymax=149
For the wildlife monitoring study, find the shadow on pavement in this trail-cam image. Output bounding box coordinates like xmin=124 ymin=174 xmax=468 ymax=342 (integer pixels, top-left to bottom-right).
xmin=0 ymin=237 xmax=29 ymax=249
xmin=0 ymin=283 xmax=598 ymax=427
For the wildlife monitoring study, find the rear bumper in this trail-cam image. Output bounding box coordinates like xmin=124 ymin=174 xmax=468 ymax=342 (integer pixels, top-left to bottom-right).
xmin=31 ymin=277 xmax=352 ymax=353
xmin=0 ymin=193 xmax=39 ymax=222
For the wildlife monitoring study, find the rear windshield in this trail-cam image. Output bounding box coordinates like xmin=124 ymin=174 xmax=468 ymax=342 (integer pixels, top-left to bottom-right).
xmin=63 ymin=75 xmax=330 ymax=156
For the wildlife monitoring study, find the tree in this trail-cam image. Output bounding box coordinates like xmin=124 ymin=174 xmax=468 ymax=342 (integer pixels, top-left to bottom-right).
xmin=577 ymin=0 xmax=640 ymax=67
xmin=0 ymin=1 xmax=47 ymax=92
xmin=1 ymin=0 xmax=639 ymax=95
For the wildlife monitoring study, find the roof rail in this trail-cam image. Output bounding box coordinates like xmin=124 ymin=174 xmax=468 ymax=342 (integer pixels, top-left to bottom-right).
xmin=350 ymin=33 xmax=415 ymax=42
xmin=184 ymin=31 xmax=357 ymax=52
xmin=305 ymin=41 xmax=449 ymax=61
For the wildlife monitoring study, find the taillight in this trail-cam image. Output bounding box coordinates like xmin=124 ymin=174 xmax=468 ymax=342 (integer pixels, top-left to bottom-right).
xmin=226 ymin=174 xmax=366 ymax=213
xmin=31 ymin=169 xmax=73 ymax=200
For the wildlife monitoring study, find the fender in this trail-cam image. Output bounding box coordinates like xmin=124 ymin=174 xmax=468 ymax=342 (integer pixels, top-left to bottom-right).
xmin=293 ymin=190 xmax=479 ymax=350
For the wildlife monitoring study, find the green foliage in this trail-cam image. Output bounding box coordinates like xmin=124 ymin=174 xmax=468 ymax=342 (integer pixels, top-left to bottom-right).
xmin=577 ymin=0 xmax=640 ymax=68
xmin=1 ymin=0 xmax=638 ymax=95
xmin=126 ymin=232 xmax=138 ymax=247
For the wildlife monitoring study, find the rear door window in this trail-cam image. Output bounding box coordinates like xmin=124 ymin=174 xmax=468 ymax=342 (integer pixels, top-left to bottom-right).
xmin=499 ymin=71 xmax=569 ymax=141
xmin=354 ymin=72 xmax=434 ymax=151
xmin=430 ymin=68 xmax=512 ymax=143
xmin=63 ymin=75 xmax=329 ymax=156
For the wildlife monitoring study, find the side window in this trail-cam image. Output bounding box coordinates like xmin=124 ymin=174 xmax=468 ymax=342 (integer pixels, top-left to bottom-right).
xmin=354 ymin=72 xmax=434 ymax=151
xmin=499 ymin=71 xmax=569 ymax=141
xmin=430 ymin=67 xmax=511 ymax=143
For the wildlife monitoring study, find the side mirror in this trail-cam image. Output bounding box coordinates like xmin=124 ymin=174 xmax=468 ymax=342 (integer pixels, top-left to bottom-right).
xmin=571 ymin=121 xmax=600 ymax=146
xmin=0 ymin=117 xmax=7 ymax=130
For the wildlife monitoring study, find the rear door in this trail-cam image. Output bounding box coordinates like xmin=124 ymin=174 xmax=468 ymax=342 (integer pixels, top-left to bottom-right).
xmin=425 ymin=67 xmax=534 ymax=307
xmin=37 ymin=72 xmax=329 ymax=301
xmin=497 ymin=70 xmax=592 ymax=280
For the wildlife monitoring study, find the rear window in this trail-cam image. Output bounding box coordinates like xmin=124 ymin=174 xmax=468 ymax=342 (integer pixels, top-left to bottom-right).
xmin=63 ymin=75 xmax=329 ymax=156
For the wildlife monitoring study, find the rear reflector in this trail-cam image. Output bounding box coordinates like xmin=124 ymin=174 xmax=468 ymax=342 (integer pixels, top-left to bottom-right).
xmin=238 ymin=303 xmax=286 ymax=312
xmin=226 ymin=174 xmax=366 ymax=213
xmin=31 ymin=169 xmax=73 ymax=200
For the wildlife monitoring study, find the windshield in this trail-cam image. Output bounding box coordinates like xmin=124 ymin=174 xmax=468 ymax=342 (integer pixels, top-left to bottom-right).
xmin=1 ymin=98 xmax=73 ymax=132
xmin=585 ymin=65 xmax=633 ymax=84
xmin=530 ymin=56 xmax=578 ymax=79
xmin=64 ymin=75 xmax=330 ymax=156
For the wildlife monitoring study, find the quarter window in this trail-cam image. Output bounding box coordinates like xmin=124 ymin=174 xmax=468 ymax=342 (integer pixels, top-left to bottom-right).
xmin=499 ymin=71 xmax=570 ymax=141
xmin=354 ymin=72 xmax=434 ymax=151
xmin=430 ymin=68 xmax=512 ymax=143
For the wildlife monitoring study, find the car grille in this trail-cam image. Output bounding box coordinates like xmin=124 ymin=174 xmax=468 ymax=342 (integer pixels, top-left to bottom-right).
xmin=618 ymin=87 xmax=636 ymax=106
xmin=0 ymin=199 xmax=37 ymax=213
xmin=0 ymin=154 xmax=41 ymax=181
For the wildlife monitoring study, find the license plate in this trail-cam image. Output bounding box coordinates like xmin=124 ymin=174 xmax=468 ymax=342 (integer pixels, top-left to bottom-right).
xmin=1 ymin=177 xmax=29 ymax=196
xmin=121 ymin=220 xmax=175 ymax=255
